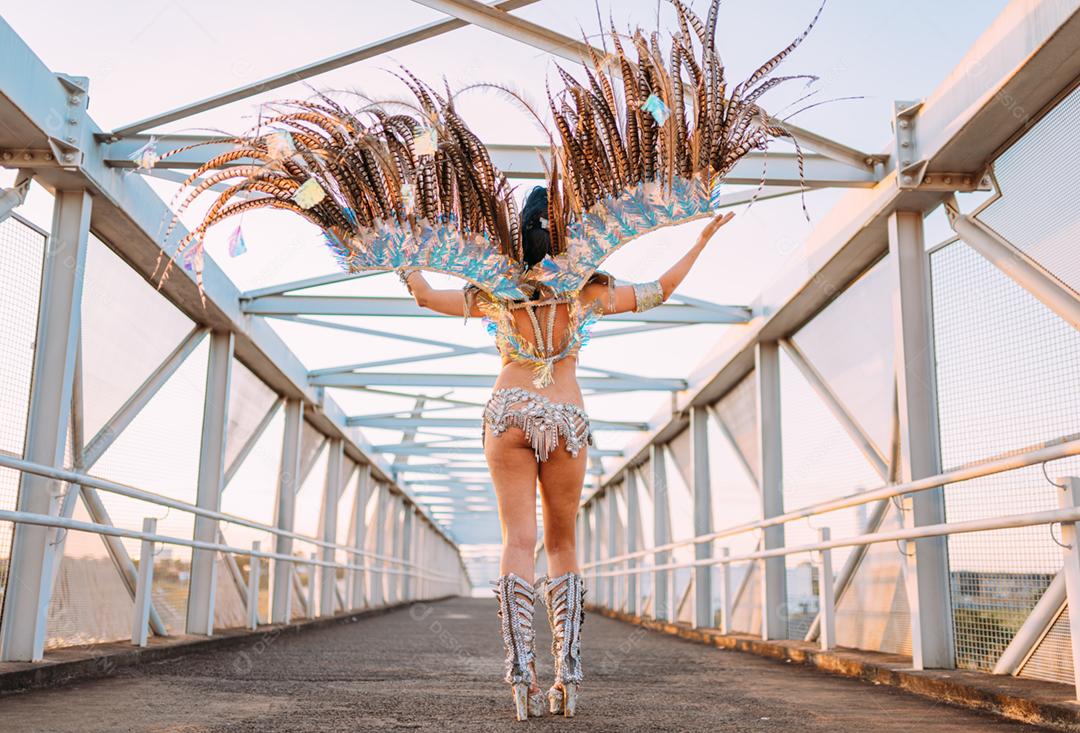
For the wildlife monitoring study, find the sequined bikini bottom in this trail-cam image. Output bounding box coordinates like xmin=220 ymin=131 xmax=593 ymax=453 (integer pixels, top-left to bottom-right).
xmin=482 ymin=387 xmax=593 ymax=462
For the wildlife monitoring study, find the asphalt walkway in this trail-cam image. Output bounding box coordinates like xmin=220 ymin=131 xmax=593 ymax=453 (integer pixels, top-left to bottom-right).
xmin=0 ymin=597 xmax=1049 ymax=732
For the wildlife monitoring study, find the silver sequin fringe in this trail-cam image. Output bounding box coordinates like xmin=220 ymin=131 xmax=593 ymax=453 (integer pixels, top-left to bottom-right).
xmin=482 ymin=387 xmax=593 ymax=462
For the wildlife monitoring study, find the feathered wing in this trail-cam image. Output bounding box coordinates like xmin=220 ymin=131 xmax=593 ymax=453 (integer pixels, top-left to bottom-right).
xmin=156 ymin=81 xmax=529 ymax=299
xmin=161 ymin=0 xmax=823 ymax=300
xmin=532 ymin=0 xmax=825 ymax=295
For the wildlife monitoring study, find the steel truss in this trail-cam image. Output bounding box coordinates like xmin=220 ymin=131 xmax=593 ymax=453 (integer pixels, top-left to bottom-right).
xmin=1 ymin=0 xmax=1078 ymax=681
xmin=575 ymin=0 xmax=1080 ymax=684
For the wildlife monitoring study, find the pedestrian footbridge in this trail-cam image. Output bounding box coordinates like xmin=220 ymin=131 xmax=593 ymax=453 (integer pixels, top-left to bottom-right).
xmin=1 ymin=1 xmax=1080 ymax=731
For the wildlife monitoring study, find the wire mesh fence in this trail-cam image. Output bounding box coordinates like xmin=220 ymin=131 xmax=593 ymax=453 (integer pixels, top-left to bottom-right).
xmin=0 ymin=215 xmax=45 ymax=621
xmin=930 ymin=233 xmax=1080 ymax=671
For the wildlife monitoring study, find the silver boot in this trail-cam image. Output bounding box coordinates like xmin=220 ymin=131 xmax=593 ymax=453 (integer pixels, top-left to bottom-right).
xmin=492 ymin=573 xmax=546 ymax=720
xmin=539 ymin=572 xmax=586 ymax=717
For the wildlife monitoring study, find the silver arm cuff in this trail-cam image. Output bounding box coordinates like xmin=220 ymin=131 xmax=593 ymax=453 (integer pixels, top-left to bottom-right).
xmin=632 ymin=280 xmax=664 ymax=312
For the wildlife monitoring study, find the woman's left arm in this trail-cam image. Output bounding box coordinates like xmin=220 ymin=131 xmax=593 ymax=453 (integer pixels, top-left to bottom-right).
xmin=402 ymin=271 xmax=484 ymax=318
xmin=581 ymin=211 xmax=735 ymax=314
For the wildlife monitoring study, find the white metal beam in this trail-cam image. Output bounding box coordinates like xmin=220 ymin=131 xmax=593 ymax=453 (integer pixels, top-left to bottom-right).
xmin=888 ymin=210 xmax=954 ymax=669
xmin=651 ymin=444 xmax=673 ymax=622
xmin=319 ymin=439 xmax=344 ymax=616
xmin=755 ymin=341 xmax=787 ymax=641
xmin=348 ymin=416 xmax=647 ymax=431
xmin=0 ymin=189 xmax=90 ymax=662
xmin=779 ymin=338 xmax=888 ymax=476
xmin=109 ymin=0 xmax=541 ymax=136
xmin=690 ymin=405 xmax=712 ymax=629
xmin=83 ymin=327 xmax=209 ymax=467
xmin=271 ymin=399 xmax=303 ymax=623
xmin=187 ymin=330 xmax=234 ymax=636
xmin=410 ymin=0 xmax=882 ymax=173
xmin=313 ymin=372 xmax=686 ymax=391
xmin=246 ymin=295 xmax=751 ymax=324
xmin=350 ymin=464 xmax=372 ymax=609
xmin=948 ymin=201 xmax=1080 ymax=331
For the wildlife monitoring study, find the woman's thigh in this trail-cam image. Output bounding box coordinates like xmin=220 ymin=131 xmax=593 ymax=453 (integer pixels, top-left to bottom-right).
xmin=537 ymin=442 xmax=588 ymax=543
xmin=484 ymin=424 xmax=540 ymax=541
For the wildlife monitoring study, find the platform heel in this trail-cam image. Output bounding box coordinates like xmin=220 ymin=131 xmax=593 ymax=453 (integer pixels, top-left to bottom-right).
xmin=492 ymin=573 xmax=545 ymax=720
xmin=539 ymin=572 xmax=585 ymax=717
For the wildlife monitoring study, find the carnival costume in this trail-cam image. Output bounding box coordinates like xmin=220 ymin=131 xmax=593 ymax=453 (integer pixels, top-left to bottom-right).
xmin=165 ymin=0 xmax=822 ymax=719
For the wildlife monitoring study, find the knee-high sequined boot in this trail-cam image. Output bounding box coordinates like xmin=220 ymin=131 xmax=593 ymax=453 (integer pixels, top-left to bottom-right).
xmin=539 ymin=572 xmax=586 ymax=717
xmin=492 ymin=573 xmax=546 ymax=721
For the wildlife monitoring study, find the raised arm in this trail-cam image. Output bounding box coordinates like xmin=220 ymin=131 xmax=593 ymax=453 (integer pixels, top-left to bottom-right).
xmin=581 ymin=211 xmax=735 ymax=314
xmin=400 ymin=271 xmax=484 ymax=318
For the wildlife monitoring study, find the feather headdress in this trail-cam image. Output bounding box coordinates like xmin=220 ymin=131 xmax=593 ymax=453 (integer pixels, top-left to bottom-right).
xmin=161 ymin=0 xmax=824 ymax=298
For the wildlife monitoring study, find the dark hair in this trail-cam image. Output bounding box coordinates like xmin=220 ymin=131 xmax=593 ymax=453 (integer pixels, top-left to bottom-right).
xmin=519 ymin=186 xmax=550 ymax=269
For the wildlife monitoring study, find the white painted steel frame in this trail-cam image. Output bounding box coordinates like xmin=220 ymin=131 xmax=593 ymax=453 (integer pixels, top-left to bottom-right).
xmin=577 ymin=0 xmax=1080 ymax=680
xmin=0 ymin=190 xmax=90 ymax=662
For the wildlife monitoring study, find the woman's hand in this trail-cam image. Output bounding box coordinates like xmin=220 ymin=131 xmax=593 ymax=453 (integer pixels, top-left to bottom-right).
xmin=695 ymin=211 xmax=735 ymax=248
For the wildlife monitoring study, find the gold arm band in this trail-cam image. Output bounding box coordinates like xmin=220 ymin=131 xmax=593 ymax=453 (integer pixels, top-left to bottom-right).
xmin=632 ymin=280 xmax=664 ymax=312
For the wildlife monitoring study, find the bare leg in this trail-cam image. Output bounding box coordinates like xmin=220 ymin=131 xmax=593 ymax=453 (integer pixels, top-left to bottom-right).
xmin=537 ymin=442 xmax=588 ymax=716
xmin=485 ymin=424 xmax=540 ymax=580
xmin=538 ymin=444 xmax=587 ymax=577
xmin=485 ymin=424 xmax=544 ymax=712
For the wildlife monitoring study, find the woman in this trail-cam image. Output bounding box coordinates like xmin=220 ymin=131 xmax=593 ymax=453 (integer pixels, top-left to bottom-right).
xmin=166 ymin=0 xmax=818 ymax=721
xmin=400 ymin=186 xmax=734 ymax=719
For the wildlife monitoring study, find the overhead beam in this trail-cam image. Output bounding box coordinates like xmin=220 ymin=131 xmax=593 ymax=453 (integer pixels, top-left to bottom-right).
xmin=377 ymin=445 xmax=623 ymax=457
xmin=313 ymin=372 xmax=686 ymax=391
xmin=108 ymin=135 xmax=878 ymax=187
xmin=247 ymin=295 xmax=751 ymax=324
xmin=410 ymin=0 xmax=882 ymax=173
xmin=108 ymin=0 xmax=541 ymax=137
xmin=347 ymin=416 xmax=648 ymax=431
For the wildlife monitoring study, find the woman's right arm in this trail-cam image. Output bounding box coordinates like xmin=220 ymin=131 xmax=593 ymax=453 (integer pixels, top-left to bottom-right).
xmin=580 ymin=211 xmax=735 ymax=315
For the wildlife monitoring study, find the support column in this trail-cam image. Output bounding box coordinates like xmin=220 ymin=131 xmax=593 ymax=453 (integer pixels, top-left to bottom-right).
xmin=1 ymin=190 xmax=90 ymax=662
xmin=581 ymin=505 xmax=593 ymax=590
xmin=605 ymin=491 xmax=617 ymax=609
xmin=371 ymin=483 xmax=388 ymax=606
xmin=691 ymin=405 xmax=713 ymax=629
xmin=651 ymin=443 xmax=672 ymax=621
xmin=186 ymin=330 xmax=234 ymax=635
xmin=271 ymin=399 xmax=303 ymax=624
xmin=350 ymin=464 xmax=371 ymax=609
xmin=592 ymin=498 xmax=604 ymax=607
xmin=888 ymin=210 xmax=955 ymax=669
xmin=755 ymin=341 xmax=787 ymax=640
xmin=399 ymin=505 xmax=410 ymax=600
xmin=414 ymin=519 xmax=427 ymax=600
xmin=625 ymin=469 xmax=641 ymax=616
xmin=387 ymin=495 xmax=402 ymax=603
xmin=318 ymin=439 xmax=343 ymax=617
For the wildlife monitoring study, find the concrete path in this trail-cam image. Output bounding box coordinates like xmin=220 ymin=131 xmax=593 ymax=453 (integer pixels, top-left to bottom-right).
xmin=0 ymin=597 xmax=1049 ymax=732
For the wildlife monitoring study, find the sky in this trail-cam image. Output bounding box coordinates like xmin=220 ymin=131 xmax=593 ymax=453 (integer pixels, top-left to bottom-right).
xmin=1 ymin=0 xmax=1014 ymax=554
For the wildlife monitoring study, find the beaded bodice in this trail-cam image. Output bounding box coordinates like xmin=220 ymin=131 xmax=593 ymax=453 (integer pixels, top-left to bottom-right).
xmin=465 ymin=272 xmax=614 ymax=388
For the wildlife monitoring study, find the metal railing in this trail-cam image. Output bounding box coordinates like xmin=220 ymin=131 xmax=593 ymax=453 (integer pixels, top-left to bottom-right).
xmin=582 ymin=436 xmax=1080 ymax=698
xmin=0 ymin=454 xmax=466 ymax=648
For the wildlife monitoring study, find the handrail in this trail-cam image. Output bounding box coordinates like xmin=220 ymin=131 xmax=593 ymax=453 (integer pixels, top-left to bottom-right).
xmin=589 ymin=503 xmax=1080 ymax=578
xmin=584 ymin=436 xmax=1080 ymax=570
xmin=0 ymin=508 xmax=459 ymax=582
xmin=0 ymin=453 xmax=428 ymax=571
